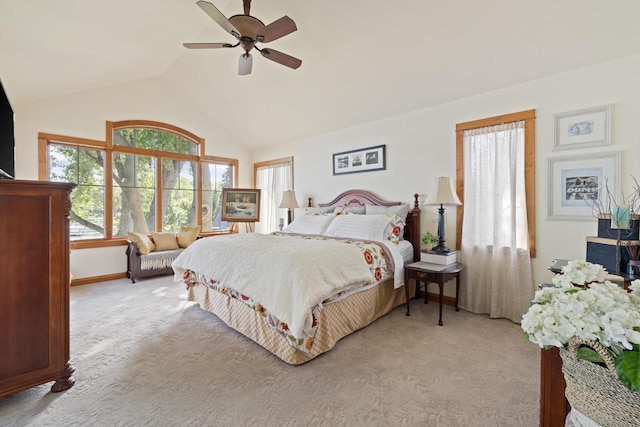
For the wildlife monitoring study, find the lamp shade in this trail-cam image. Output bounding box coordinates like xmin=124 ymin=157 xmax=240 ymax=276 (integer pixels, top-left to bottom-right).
xmin=424 ymin=176 xmax=462 ymax=206
xmin=278 ymin=190 xmax=300 ymax=209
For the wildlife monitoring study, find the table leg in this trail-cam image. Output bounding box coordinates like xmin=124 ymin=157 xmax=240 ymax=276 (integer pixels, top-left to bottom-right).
xmin=455 ymin=274 xmax=460 ymax=312
xmin=438 ymin=278 xmax=444 ymax=326
xmin=404 ymin=271 xmax=410 ymax=316
xmin=423 ymin=274 xmax=431 ymax=304
xmin=424 ymin=281 xmax=429 ymax=304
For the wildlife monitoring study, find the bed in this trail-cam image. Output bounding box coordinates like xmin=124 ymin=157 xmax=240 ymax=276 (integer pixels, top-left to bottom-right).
xmin=172 ymin=189 xmax=421 ymax=364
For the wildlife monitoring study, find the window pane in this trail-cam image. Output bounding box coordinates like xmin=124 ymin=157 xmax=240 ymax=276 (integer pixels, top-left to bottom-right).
xmin=49 ymin=144 xmax=106 ymax=240
xmin=202 ymin=163 xmax=232 ymax=231
xmin=78 ymin=149 xmax=105 ymax=185
xmin=162 ymin=159 xmax=197 ymax=231
xmin=113 ymin=128 xmax=197 ymax=155
xmin=49 ymin=145 xmax=77 ymax=183
xmin=112 ymin=153 xmax=156 ymax=236
xmin=70 ymin=186 xmax=105 ymax=240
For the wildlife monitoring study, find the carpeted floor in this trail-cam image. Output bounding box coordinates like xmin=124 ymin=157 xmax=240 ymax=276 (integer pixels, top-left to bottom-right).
xmin=0 ymin=276 xmax=539 ymax=426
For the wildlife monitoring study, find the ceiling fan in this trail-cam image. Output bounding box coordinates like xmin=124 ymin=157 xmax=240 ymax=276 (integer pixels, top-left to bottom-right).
xmin=184 ymin=0 xmax=302 ymax=75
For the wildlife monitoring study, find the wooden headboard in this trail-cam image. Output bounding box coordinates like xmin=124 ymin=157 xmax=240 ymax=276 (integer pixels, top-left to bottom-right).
xmin=317 ymin=189 xmax=421 ymax=261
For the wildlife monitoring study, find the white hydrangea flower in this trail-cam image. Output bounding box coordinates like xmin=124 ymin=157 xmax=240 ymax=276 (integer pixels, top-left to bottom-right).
xmin=523 ymin=260 xmax=640 ymax=391
xmin=522 ymin=275 xmax=640 ymax=352
xmin=532 ymin=286 xmax=562 ymax=304
xmin=551 ymin=259 xmax=607 ymax=288
xmin=551 ymin=273 xmax=576 ymax=289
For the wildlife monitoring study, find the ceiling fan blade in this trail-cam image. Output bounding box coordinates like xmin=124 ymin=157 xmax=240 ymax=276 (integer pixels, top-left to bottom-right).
xmin=260 ymin=48 xmax=302 ymax=70
xmin=257 ymin=16 xmax=297 ymax=43
xmin=183 ymin=42 xmax=235 ymax=49
xmin=196 ymin=0 xmax=240 ymax=36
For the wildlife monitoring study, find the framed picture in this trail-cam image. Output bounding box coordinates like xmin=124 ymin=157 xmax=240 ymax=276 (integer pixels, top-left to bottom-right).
xmin=221 ymin=188 xmax=261 ymax=222
xmin=553 ymin=104 xmax=612 ymax=151
xmin=333 ymin=144 xmax=386 ymax=175
xmin=546 ymin=152 xmax=620 ymax=221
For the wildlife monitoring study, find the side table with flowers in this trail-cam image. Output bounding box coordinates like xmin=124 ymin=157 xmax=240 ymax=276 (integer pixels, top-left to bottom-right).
xmin=522 ymin=260 xmax=640 ymax=427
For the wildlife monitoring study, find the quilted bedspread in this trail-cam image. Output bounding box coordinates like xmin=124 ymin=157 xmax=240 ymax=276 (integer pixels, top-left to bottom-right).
xmin=172 ymin=233 xmax=390 ymax=338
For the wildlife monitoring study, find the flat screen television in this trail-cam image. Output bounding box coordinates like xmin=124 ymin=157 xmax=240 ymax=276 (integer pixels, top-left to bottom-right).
xmin=0 ymin=79 xmax=15 ymax=179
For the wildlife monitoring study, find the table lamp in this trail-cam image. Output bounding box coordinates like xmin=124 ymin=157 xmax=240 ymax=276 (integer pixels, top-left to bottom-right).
xmin=279 ymin=190 xmax=299 ymax=225
xmin=424 ymin=176 xmax=462 ymax=253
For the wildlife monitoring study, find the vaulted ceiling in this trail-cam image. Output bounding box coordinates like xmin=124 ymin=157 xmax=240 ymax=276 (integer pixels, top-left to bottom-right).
xmin=2 ymin=0 xmax=640 ymax=147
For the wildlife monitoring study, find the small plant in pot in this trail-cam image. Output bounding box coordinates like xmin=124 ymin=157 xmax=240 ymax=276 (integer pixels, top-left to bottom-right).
xmin=421 ymin=231 xmax=440 ymax=251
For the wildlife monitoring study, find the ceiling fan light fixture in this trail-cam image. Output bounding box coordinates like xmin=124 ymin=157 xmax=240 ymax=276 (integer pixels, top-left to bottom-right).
xmin=238 ymin=52 xmax=253 ymax=75
xmin=185 ymin=1 xmax=301 ymax=75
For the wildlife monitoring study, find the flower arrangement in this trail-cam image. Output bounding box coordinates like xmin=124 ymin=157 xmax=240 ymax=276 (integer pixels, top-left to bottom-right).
xmin=521 ymin=260 xmax=640 ymax=391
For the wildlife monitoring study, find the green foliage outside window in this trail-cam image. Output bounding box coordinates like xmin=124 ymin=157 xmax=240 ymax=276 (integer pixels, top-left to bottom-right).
xmin=113 ymin=128 xmax=196 ymax=155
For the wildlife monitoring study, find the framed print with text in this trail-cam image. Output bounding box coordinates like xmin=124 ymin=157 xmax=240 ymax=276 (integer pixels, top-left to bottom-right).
xmin=546 ymin=152 xmax=620 ymax=221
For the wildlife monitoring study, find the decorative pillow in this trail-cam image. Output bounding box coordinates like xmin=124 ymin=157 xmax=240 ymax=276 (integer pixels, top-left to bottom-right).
xmin=334 ymin=206 xmax=366 ymax=215
xmin=177 ymin=226 xmax=200 ymax=248
xmin=152 ymin=232 xmax=179 ymax=251
xmin=282 ymin=214 xmax=335 ymax=235
xmin=127 ymin=231 xmax=155 ymax=255
xmin=293 ymin=206 xmax=335 ymax=217
xmin=382 ymin=214 xmax=406 ymax=245
xmin=365 ymin=203 xmax=410 ymax=220
xmin=324 ymin=214 xmax=404 ymax=243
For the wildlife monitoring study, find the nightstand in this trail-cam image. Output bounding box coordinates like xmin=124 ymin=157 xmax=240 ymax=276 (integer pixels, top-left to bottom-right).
xmin=404 ymin=261 xmax=463 ymax=326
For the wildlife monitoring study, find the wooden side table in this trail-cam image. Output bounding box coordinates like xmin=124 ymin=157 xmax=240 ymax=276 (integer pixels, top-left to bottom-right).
xmin=404 ymin=262 xmax=463 ymax=326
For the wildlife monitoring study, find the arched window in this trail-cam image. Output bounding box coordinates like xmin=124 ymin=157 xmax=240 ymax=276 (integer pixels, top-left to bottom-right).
xmin=39 ymin=120 xmax=237 ymax=248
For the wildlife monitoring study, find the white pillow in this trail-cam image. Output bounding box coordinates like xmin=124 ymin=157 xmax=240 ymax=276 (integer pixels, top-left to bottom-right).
xmin=293 ymin=206 xmax=335 ymax=217
xmin=282 ymin=214 xmax=335 ymax=235
xmin=324 ymin=214 xmax=394 ymax=241
xmin=334 ymin=206 xmax=366 ymax=215
xmin=365 ymin=203 xmax=410 ymax=220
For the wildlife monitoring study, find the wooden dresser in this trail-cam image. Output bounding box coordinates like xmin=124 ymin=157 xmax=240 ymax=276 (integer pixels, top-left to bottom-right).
xmin=0 ymin=179 xmax=76 ymax=397
xmin=540 ymin=347 xmax=571 ymax=426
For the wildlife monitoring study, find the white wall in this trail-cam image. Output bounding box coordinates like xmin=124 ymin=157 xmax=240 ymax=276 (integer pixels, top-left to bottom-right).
xmin=13 ymin=75 xmax=253 ymax=279
xmin=254 ymin=53 xmax=640 ymax=288
xmin=13 ymin=54 xmax=640 ymax=283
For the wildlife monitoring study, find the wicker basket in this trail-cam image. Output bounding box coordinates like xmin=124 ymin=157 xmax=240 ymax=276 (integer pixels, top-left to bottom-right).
xmin=560 ymin=337 xmax=640 ymax=427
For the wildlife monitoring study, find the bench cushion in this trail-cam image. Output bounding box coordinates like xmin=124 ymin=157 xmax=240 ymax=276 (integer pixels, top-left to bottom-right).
xmin=178 ymin=226 xmax=200 ymax=248
xmin=152 ymin=232 xmax=180 ymax=251
xmin=127 ymin=232 xmax=155 ymax=255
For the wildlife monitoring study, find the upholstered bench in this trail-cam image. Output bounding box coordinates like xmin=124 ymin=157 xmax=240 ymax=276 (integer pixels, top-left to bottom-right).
xmin=126 ymin=227 xmax=199 ymax=283
xmin=126 ymin=242 xmax=184 ymax=283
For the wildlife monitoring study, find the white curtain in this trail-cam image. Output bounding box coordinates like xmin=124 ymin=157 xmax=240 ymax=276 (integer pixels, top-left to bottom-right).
xmin=255 ymin=162 xmax=292 ymax=234
xmin=459 ymin=121 xmax=534 ymax=323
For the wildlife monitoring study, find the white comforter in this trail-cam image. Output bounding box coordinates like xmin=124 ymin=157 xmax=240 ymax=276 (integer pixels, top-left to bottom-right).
xmin=172 ymin=233 xmax=373 ymax=337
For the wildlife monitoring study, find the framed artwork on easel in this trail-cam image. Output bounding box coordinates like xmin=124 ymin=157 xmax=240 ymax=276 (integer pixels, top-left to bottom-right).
xmin=221 ymin=188 xmax=261 ymax=223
